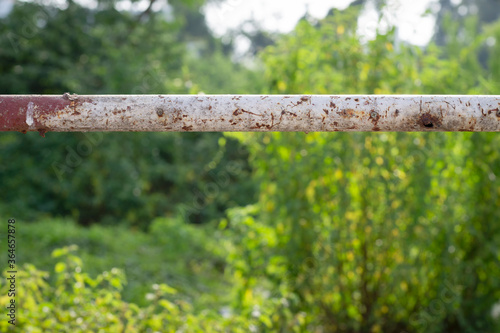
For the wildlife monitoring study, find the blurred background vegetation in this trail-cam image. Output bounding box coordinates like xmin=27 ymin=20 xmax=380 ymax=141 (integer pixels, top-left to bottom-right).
xmin=1 ymin=0 xmax=500 ymax=331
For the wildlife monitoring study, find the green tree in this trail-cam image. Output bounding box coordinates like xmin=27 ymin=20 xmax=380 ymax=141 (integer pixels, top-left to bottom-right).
xmin=0 ymin=0 xmax=259 ymax=227
xmin=223 ymin=7 xmax=500 ymax=332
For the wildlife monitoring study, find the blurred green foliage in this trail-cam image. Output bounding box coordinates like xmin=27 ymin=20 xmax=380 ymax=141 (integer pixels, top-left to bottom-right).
xmin=10 ymin=218 xmax=227 ymax=307
xmin=0 ymin=0 xmax=258 ymax=227
xmin=0 ymin=131 xmax=254 ymax=227
xmin=1 ymin=244 xmax=258 ymax=332
xmin=222 ymin=6 xmax=500 ymax=332
xmin=1 ymin=1 xmax=500 ymax=332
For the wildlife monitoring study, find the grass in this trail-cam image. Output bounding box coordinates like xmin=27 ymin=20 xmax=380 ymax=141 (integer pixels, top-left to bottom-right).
xmin=17 ymin=217 xmax=230 ymax=309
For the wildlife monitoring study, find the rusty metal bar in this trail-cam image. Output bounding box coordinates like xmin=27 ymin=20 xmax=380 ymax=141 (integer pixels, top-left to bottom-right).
xmin=1 ymin=94 xmax=499 ymax=134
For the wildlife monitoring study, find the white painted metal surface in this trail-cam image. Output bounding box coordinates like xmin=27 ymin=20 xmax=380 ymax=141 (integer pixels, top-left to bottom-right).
xmin=1 ymin=94 xmax=499 ymax=133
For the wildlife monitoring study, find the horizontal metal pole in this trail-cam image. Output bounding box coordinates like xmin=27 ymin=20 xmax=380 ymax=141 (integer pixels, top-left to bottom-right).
xmin=1 ymin=94 xmax=499 ymax=134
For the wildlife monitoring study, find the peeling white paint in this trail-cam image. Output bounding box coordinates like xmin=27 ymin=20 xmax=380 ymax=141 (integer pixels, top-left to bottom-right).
xmin=2 ymin=95 xmax=500 ymax=132
xmin=26 ymin=101 xmax=34 ymax=127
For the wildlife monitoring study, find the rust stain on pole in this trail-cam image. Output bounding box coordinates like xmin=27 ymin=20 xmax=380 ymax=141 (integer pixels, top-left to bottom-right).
xmin=0 ymin=94 xmax=499 ymax=133
xmin=0 ymin=94 xmax=91 ymax=135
